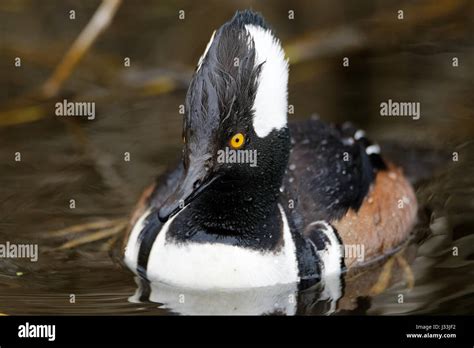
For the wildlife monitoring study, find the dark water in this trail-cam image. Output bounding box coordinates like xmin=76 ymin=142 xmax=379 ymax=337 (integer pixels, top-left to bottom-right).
xmin=0 ymin=0 xmax=473 ymax=315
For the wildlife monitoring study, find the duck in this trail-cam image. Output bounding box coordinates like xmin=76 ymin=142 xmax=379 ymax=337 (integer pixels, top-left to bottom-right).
xmin=120 ymin=10 xmax=417 ymax=291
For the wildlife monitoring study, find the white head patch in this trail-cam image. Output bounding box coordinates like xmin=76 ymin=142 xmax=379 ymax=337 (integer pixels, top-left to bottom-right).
xmin=194 ymin=24 xmax=289 ymax=138
xmin=245 ymin=25 xmax=288 ymax=138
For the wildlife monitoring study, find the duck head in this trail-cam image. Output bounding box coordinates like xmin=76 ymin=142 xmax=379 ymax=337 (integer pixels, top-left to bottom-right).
xmin=158 ymin=10 xmax=290 ymax=223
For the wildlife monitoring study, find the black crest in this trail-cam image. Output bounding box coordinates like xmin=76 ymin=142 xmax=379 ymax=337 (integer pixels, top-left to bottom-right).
xmin=184 ymin=10 xmax=269 ymax=147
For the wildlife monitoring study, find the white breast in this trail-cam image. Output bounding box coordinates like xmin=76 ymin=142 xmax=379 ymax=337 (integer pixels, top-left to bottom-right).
xmin=145 ymin=205 xmax=299 ymax=289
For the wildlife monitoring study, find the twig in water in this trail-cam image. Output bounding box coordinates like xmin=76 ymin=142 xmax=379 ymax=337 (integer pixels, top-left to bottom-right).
xmin=40 ymin=0 xmax=122 ymax=98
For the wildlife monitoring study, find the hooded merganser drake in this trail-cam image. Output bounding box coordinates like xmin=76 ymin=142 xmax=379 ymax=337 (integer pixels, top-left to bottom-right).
xmin=121 ymin=10 xmax=417 ymax=290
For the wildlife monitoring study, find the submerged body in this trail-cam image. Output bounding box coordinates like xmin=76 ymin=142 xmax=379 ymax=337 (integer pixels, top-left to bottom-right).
xmin=122 ymin=11 xmax=417 ymax=290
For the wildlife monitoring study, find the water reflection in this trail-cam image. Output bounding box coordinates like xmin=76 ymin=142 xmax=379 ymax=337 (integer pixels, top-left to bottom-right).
xmin=131 ymin=278 xmax=300 ymax=315
xmin=129 ymin=254 xmax=409 ymax=315
xmin=130 ymin=277 xmax=345 ymax=315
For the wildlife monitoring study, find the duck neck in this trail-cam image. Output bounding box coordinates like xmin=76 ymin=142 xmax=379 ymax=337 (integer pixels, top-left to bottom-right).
xmin=183 ymin=178 xmax=282 ymax=250
xmin=182 ymin=128 xmax=291 ymax=249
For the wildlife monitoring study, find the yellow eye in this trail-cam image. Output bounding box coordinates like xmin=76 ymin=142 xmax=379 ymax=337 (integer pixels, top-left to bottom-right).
xmin=230 ymin=133 xmax=245 ymax=149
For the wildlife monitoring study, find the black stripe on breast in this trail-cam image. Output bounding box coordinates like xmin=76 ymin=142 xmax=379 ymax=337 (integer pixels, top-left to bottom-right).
xmin=138 ymin=278 xmax=152 ymax=302
xmin=136 ymin=209 xmax=163 ymax=279
xmin=308 ymin=221 xmax=346 ymax=271
xmin=304 ymin=221 xmax=346 ymax=291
